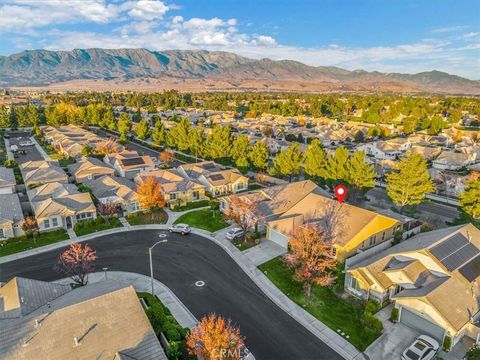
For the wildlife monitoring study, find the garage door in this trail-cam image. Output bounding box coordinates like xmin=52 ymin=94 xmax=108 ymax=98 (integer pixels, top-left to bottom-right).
xmin=268 ymin=227 xmax=289 ymax=248
xmin=400 ymin=307 xmax=445 ymax=341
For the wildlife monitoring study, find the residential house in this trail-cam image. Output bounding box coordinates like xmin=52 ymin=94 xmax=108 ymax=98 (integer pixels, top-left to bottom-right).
xmin=27 ymin=182 xmax=79 ymax=203
xmin=135 ymin=169 xmax=206 ymax=206
xmin=0 ymin=277 xmax=166 ymax=359
xmin=409 ymin=145 xmax=442 ymax=161
xmin=21 ymin=161 xmax=68 ymax=188
xmin=86 ymin=175 xmax=142 ymax=215
xmin=345 ymin=224 xmax=480 ymax=346
xmin=31 ymin=187 xmax=96 ymax=231
xmin=266 ymin=191 xmax=399 ymax=261
xmin=0 ymin=193 xmax=25 ymax=239
xmin=357 ymin=138 xmax=411 ymax=160
xmin=104 ymin=150 xmax=155 ymax=179
xmin=0 ymin=167 xmax=16 ymax=194
xmin=178 ymin=161 xmax=248 ymax=196
xmin=432 ymin=151 xmax=477 ymax=171
xmin=220 ymin=180 xmax=322 ymax=231
xmin=68 ymin=156 xmax=115 ymax=183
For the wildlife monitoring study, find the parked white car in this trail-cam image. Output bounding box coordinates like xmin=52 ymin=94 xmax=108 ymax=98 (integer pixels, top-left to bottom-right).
xmin=225 ymin=227 xmax=244 ymax=241
xmin=168 ymin=223 xmax=191 ymax=235
xmin=401 ymin=335 xmax=439 ymax=360
xmin=19 ymin=140 xmax=34 ymax=147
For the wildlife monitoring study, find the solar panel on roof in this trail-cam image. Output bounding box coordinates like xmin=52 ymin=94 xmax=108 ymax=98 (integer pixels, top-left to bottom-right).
xmin=209 ymin=174 xmax=224 ymax=181
xmin=203 ymin=163 xmax=217 ymax=170
xmin=430 ymin=233 xmax=480 ymax=271
xmin=459 ymin=254 xmax=480 ymax=282
xmin=121 ymin=157 xmax=145 ymax=166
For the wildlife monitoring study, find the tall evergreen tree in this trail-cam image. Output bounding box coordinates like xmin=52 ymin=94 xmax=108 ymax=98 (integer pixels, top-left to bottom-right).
xmin=102 ymin=106 xmax=116 ymax=130
xmin=303 ymin=139 xmax=327 ymax=180
xmin=0 ymin=105 xmax=9 ymax=127
xmin=27 ymin=105 xmax=39 ymax=126
xmin=231 ymin=134 xmax=252 ymax=169
xmin=250 ymin=141 xmax=270 ymax=170
xmin=117 ymin=113 xmax=131 ymax=142
xmin=347 ymin=150 xmax=376 ymax=202
xmin=206 ymin=125 xmax=232 ymax=159
xmin=386 ymin=152 xmax=435 ymax=213
xmin=459 ymin=178 xmax=480 ymax=220
xmin=189 ymin=127 xmax=206 ymax=159
xmin=167 ymin=117 xmax=191 ymax=151
xmin=151 ymin=120 xmax=167 ymax=146
xmin=269 ymin=143 xmax=302 ymax=182
xmin=324 ymin=146 xmax=349 ymax=183
xmin=135 ymin=118 xmax=150 ymax=140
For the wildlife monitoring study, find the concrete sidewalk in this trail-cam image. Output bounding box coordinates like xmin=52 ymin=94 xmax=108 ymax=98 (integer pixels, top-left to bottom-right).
xmin=55 ymin=271 xmax=198 ymax=329
xmin=0 ymin=224 xmax=364 ymax=360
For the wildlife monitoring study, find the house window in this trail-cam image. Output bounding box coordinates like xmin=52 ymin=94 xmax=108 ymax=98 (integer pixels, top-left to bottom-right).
xmin=331 ymin=247 xmax=337 ymax=257
xmin=350 ymin=277 xmax=363 ymax=292
xmin=369 ymin=235 xmax=376 ymax=246
xmin=52 ymin=218 xmax=58 ymax=227
xmin=381 ymin=232 xmax=386 ymax=241
xmin=44 ymin=219 xmax=50 ymax=229
xmin=237 ymin=183 xmax=245 ymax=190
xmin=193 ymin=191 xmax=199 ymax=200
xmin=170 ymin=193 xmax=177 ymax=200
xmin=0 ymin=228 xmax=4 ymax=238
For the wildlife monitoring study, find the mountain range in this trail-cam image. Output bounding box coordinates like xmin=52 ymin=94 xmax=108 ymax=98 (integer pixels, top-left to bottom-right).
xmin=1 ymin=48 xmax=479 ymax=94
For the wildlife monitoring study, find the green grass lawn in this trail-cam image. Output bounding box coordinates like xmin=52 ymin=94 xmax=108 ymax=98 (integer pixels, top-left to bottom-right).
xmin=0 ymin=229 xmax=69 ymax=257
xmin=258 ymin=257 xmax=381 ymax=351
xmin=174 ymin=208 xmax=228 ymax=232
xmin=127 ymin=208 xmax=168 ymax=225
xmin=233 ymin=239 xmax=257 ymax=251
xmin=74 ymin=217 xmax=123 ymax=236
xmin=170 ymin=199 xmax=210 ymax=212
xmin=58 ymin=157 xmax=76 ymax=168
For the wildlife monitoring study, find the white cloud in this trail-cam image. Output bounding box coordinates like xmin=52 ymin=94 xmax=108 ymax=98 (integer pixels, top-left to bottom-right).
xmin=431 ymin=25 xmax=469 ymax=33
xmin=124 ymin=0 xmax=169 ymax=20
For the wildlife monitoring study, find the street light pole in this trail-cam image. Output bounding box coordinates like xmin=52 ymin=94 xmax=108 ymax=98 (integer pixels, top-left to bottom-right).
xmin=149 ymin=239 xmax=168 ymax=295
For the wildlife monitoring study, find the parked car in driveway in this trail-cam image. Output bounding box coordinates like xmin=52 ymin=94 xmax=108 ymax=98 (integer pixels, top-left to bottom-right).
xmin=401 ymin=335 xmax=439 ymax=360
xmin=168 ymin=223 xmax=191 ymax=235
xmin=19 ymin=140 xmax=34 ymax=147
xmin=225 ymin=227 xmax=244 ymax=241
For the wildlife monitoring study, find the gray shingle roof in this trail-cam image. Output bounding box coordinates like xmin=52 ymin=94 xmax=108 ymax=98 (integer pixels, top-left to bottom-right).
xmin=0 ymin=167 xmax=15 ymax=188
xmin=0 ymin=194 xmax=25 ymax=225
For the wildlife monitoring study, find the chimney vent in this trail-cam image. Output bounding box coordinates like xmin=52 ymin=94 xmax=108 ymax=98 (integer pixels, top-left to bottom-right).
xmin=74 ymin=337 xmax=80 ymax=346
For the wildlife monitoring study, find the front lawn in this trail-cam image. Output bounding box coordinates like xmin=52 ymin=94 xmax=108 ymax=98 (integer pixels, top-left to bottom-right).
xmin=127 ymin=208 xmax=168 ymax=225
xmin=0 ymin=229 xmax=69 ymax=257
xmin=174 ymin=208 xmax=228 ymax=232
xmin=170 ymin=199 xmax=210 ymax=212
xmin=58 ymin=157 xmax=76 ymax=168
xmin=258 ymin=257 xmax=381 ymax=351
xmin=74 ymin=217 xmax=123 ymax=236
xmin=232 ymin=239 xmax=257 ymax=251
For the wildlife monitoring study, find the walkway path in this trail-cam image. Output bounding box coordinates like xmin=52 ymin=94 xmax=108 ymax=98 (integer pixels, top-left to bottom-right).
xmin=55 ymin=271 xmax=198 ymax=329
xmin=119 ymin=216 xmax=130 ymax=227
xmin=242 ymin=238 xmax=286 ymax=266
xmin=0 ymin=225 xmax=364 ymax=359
xmin=66 ymin=228 xmax=76 ymax=239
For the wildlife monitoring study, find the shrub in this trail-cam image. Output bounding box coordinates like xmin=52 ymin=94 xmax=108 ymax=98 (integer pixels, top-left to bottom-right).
xmin=421 ymin=224 xmax=433 ymax=232
xmin=166 ymin=340 xmax=182 ymax=360
xmin=4 ymin=159 xmax=17 ymax=168
xmin=443 ymin=336 xmax=452 ymax=352
xmin=163 ymin=324 xmax=181 ymax=342
xmin=390 ymin=307 xmax=399 ymax=322
xmin=362 ymin=313 xmax=383 ymax=332
xmin=364 ymin=300 xmax=380 ymax=315
xmin=467 ymin=345 xmax=480 ymax=360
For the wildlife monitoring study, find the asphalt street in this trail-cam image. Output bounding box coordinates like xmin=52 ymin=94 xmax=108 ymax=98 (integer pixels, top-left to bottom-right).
xmin=0 ymin=229 xmax=343 ymax=360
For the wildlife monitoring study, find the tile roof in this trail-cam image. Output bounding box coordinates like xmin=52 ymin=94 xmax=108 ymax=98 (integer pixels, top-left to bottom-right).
xmin=0 ymin=167 xmax=15 ymax=188
xmin=86 ymin=175 xmax=138 ymax=202
xmin=0 ymin=193 xmax=25 ymax=225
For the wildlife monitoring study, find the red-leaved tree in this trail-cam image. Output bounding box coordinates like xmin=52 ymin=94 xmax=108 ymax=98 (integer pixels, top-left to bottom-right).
xmin=186 ymin=313 xmax=245 ymax=360
xmin=55 ymin=242 xmax=97 ymax=286
xmin=284 ymin=225 xmax=337 ymax=299
xmin=224 ymin=195 xmax=259 ymax=243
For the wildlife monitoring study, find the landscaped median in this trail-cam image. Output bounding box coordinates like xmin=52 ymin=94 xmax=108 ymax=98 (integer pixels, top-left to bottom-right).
xmin=174 ymin=208 xmax=228 ymax=232
xmin=127 ymin=208 xmax=168 ymax=225
xmin=0 ymin=229 xmax=69 ymax=257
xmin=258 ymin=257 xmax=382 ymax=351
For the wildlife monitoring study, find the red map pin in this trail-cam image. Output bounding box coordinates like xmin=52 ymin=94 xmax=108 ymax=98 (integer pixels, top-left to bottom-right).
xmin=334 ymin=184 xmax=347 ymax=203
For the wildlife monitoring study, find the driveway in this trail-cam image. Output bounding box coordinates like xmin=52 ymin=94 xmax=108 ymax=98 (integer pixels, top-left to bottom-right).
xmin=8 ymin=131 xmax=44 ymax=164
xmin=0 ymin=229 xmax=343 ymax=360
xmin=364 ymin=322 xmax=417 ymax=360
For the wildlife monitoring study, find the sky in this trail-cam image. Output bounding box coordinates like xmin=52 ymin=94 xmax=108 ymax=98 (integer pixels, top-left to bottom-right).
xmin=0 ymin=0 xmax=479 ymax=79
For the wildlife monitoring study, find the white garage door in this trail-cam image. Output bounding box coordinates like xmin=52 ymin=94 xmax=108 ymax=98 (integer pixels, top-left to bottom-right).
xmin=400 ymin=307 xmax=445 ymax=341
xmin=268 ymin=227 xmax=289 ymax=248
xmin=0 ymin=187 xmax=12 ymax=194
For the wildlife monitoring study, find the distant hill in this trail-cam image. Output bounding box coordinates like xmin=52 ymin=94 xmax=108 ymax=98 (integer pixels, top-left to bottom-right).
xmin=1 ymin=48 xmax=479 ymax=94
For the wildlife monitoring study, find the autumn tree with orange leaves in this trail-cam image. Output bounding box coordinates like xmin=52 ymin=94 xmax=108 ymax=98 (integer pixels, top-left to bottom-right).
xmin=284 ymin=225 xmax=338 ymax=299
xmin=186 ymin=313 xmax=245 ymax=360
xmin=136 ymin=176 xmax=165 ymax=215
xmin=55 ymin=242 xmax=97 ymax=286
xmin=22 ymin=216 xmax=39 ymax=242
xmin=159 ymin=150 xmax=175 ymax=165
xmin=96 ymin=137 xmax=122 ymax=156
xmin=224 ymin=195 xmax=258 ymax=243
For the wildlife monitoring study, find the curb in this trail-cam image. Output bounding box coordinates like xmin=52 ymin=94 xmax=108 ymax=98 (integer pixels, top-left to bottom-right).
xmin=0 ymin=225 xmax=363 ymax=359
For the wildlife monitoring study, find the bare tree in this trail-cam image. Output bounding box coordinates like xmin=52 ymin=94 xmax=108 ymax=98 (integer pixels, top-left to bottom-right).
xmin=22 ymin=216 xmax=39 ymax=243
xmin=224 ymin=195 xmax=258 ymax=242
